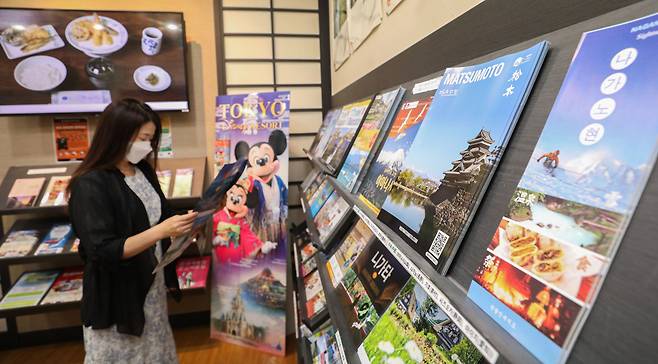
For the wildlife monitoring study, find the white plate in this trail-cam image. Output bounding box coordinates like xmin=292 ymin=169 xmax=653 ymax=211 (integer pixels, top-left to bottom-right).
xmin=0 ymin=25 xmax=65 ymax=60
xmin=133 ymin=65 xmax=171 ymax=92
xmin=14 ymin=55 xmax=66 ymax=91
xmin=65 ymin=15 xmax=128 ymax=56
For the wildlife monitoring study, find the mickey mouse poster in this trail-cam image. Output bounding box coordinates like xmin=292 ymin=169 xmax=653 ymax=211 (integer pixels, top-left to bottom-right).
xmin=211 ymin=91 xmax=290 ymax=355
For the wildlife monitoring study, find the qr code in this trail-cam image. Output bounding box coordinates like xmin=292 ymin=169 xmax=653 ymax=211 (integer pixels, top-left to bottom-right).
xmin=426 ymin=229 xmax=449 ymax=265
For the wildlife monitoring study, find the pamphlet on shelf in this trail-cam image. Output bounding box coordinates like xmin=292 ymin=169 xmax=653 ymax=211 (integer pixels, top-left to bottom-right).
xmin=300 ymin=257 xmax=318 ymax=277
xmin=0 ymin=230 xmax=40 ymax=258
xmin=176 ymin=256 xmax=210 ymax=290
xmin=357 ymin=78 xmax=436 ymax=214
xmin=321 ymin=98 xmax=373 ymax=173
xmin=353 ymin=205 xmax=499 ymax=362
xmin=156 ymin=170 xmax=172 ymax=197
xmin=6 ymin=177 xmax=45 ymax=208
xmin=172 ymin=168 xmax=194 ymax=198
xmin=305 ymin=290 xmax=327 ymax=319
xmin=304 ymin=270 xmax=323 ymax=299
xmin=300 ymin=242 xmax=318 ymax=262
xmin=326 ymin=217 xmax=376 ymax=287
xmin=308 ymin=179 xmax=335 ymax=218
xmin=39 ymin=176 xmax=71 ymax=207
xmin=337 ymin=87 xmax=403 ymax=193
xmin=313 ymin=192 xmax=351 ymax=248
xmin=309 ymin=323 xmax=343 ymax=364
xmin=335 ymin=237 xmax=410 ymax=347
xmin=357 ymin=278 xmax=488 ymax=364
xmin=377 ymin=41 xmax=549 ymax=274
xmin=41 ymin=268 xmax=83 ymax=304
xmin=312 ymin=108 xmax=342 ymax=159
xmin=467 ymin=14 xmax=658 ymax=364
xmin=34 ymin=223 xmax=74 ymax=255
xmin=0 ymin=270 xmax=59 ymax=309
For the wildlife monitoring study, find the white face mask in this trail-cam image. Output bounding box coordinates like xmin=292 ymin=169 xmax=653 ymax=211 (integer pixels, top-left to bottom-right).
xmin=126 ymin=140 xmax=153 ymax=164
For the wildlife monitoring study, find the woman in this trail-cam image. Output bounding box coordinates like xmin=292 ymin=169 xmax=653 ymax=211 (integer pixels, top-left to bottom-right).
xmin=68 ymin=99 xmax=197 ymax=363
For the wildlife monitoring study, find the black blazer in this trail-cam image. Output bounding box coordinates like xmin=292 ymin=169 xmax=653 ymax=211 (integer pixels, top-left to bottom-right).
xmin=68 ymin=160 xmax=181 ymax=337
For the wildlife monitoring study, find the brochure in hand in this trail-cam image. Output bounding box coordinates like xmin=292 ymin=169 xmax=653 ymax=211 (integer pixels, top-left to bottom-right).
xmin=154 ymin=160 xmax=247 ymax=272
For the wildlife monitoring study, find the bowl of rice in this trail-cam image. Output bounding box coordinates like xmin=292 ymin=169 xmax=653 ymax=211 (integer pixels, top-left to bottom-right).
xmin=14 ymin=55 xmax=67 ymax=91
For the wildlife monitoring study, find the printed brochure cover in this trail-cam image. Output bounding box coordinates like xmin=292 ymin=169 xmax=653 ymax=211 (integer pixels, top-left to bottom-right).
xmin=211 ymin=91 xmax=289 ymax=355
xmin=41 ymin=268 xmax=83 ymax=304
xmin=0 ymin=270 xmax=59 ymax=309
xmin=313 ymin=192 xmax=352 ymax=249
xmin=326 ymin=217 xmax=376 ymax=287
xmin=468 ymin=13 xmax=658 ymax=364
xmin=34 ymin=223 xmax=74 ymax=255
xmin=357 ymin=77 xmax=438 ymax=215
xmin=311 ymin=108 xmax=341 ymax=159
xmin=308 ymin=178 xmax=335 ymax=218
xmin=176 ymin=256 xmax=211 ymax=290
xmin=358 ymin=278 xmax=484 ymax=364
xmin=0 ymin=229 xmax=39 ymax=258
xmin=337 ymin=88 xmax=403 ymax=192
xmin=321 ymin=98 xmax=373 ymax=174
xmin=378 ymin=41 xmax=549 ymax=274
xmin=335 ymin=238 xmax=411 ymax=347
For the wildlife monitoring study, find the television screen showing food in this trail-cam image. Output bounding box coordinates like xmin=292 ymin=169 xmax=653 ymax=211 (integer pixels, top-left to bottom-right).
xmin=0 ymin=8 xmax=189 ymax=115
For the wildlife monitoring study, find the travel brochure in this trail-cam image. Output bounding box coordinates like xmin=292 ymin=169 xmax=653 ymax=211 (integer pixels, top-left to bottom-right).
xmin=467 ymin=14 xmax=658 ymax=364
xmin=156 ymin=169 xmax=172 ymax=197
xmin=357 ymin=75 xmax=440 ymax=214
xmin=176 ymin=256 xmax=211 ymax=290
xmin=171 ymin=168 xmax=194 ymax=198
xmin=321 ymin=98 xmax=373 ymax=174
xmin=6 ymin=177 xmax=45 ymax=208
xmin=309 ymin=323 xmax=343 ymax=364
xmin=306 ymin=290 xmax=327 ymax=319
xmin=41 ymin=268 xmax=83 ymax=305
xmin=313 ymin=192 xmax=351 ymax=249
xmin=0 ymin=221 xmax=78 ymax=258
xmin=0 ymin=229 xmax=40 ymax=257
xmin=0 ymin=270 xmax=59 ymax=309
xmin=337 ymin=88 xmax=403 ymax=192
xmin=358 ymin=279 xmax=485 ymax=364
xmin=335 ymin=238 xmax=410 ymax=347
xmin=378 ymin=41 xmax=549 ymax=274
xmin=326 ymin=217 xmax=376 ymax=287
xmin=39 ymin=176 xmax=71 ymax=206
xmin=34 ymin=223 xmax=74 ymax=255
xmin=300 ymin=242 xmax=318 ymax=262
xmin=308 ymin=178 xmax=335 ymax=218
xmin=311 ymin=108 xmax=341 ymax=160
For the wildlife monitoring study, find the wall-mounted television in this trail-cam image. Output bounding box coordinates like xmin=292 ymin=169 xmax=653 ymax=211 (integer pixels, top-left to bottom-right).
xmin=0 ymin=8 xmax=189 ymax=115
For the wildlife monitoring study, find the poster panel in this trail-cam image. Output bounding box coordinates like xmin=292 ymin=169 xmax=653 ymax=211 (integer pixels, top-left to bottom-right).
xmin=211 ymin=91 xmax=290 ymax=355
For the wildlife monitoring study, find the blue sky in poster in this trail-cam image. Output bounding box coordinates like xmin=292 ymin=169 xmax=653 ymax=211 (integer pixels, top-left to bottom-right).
xmin=401 ymin=42 xmax=547 ymax=182
xmin=519 ymin=13 xmax=658 ymax=213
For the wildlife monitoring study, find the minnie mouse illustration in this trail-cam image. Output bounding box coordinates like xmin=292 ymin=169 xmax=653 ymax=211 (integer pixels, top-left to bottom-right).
xmin=212 ymin=178 xmax=277 ymax=263
xmin=235 ymin=130 xmax=288 ymax=244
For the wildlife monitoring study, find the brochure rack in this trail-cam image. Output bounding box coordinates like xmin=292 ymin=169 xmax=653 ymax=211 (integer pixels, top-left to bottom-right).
xmin=296 ymin=150 xmax=541 ymax=364
xmin=0 ymin=158 xmax=207 ymax=348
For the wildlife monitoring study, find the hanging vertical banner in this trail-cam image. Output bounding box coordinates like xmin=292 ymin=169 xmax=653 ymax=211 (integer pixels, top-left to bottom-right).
xmin=53 ymin=118 xmax=89 ymax=162
xmin=467 ymin=13 xmax=658 ymax=364
xmin=211 ymin=91 xmax=290 ymax=356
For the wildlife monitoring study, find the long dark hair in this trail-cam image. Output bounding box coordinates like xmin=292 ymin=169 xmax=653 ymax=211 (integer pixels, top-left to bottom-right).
xmin=68 ymin=99 xmax=162 ymax=193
